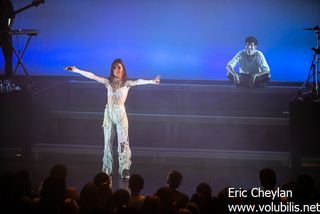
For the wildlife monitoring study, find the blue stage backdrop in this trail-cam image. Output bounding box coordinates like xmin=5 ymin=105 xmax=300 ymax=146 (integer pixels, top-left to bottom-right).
xmin=2 ymin=0 xmax=319 ymax=81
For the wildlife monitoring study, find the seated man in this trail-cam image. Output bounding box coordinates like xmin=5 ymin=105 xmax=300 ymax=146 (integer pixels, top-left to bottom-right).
xmin=226 ymin=36 xmax=271 ymax=87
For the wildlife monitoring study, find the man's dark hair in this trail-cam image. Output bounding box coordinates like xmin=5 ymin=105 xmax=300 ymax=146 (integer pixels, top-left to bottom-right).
xmin=245 ymin=36 xmax=258 ymax=46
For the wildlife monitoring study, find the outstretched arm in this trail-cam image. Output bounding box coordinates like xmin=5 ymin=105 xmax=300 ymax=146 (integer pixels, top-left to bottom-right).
xmin=64 ymin=66 xmax=109 ymax=84
xmin=127 ymin=75 xmax=161 ymax=87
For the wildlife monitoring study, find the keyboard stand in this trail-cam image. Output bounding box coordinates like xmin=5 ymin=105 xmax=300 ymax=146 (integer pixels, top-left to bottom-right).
xmin=10 ymin=29 xmax=38 ymax=85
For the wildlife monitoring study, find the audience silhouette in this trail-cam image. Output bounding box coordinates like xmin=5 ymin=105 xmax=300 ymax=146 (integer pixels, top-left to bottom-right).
xmin=0 ymin=165 xmax=319 ymax=214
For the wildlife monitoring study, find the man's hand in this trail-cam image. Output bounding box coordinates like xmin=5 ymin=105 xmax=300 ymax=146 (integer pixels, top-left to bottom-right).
xmin=235 ymin=74 xmax=240 ymax=84
xmin=249 ymin=74 xmax=257 ymax=87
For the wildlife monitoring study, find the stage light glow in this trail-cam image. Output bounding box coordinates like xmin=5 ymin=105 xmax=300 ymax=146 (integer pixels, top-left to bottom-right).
xmin=3 ymin=0 xmax=319 ymax=82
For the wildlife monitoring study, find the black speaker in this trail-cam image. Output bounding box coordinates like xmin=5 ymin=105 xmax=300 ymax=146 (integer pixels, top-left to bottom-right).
xmin=289 ymin=100 xmax=320 ymax=158
xmin=0 ymin=91 xmax=32 ymax=155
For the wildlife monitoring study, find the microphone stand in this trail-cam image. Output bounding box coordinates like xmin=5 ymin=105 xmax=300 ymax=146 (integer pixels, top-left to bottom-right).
xmin=314 ymin=30 xmax=320 ymax=97
xmin=297 ymin=26 xmax=320 ymax=100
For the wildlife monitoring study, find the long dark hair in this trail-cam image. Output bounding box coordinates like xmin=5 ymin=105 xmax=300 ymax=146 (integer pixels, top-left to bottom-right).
xmin=108 ymin=58 xmax=127 ymax=84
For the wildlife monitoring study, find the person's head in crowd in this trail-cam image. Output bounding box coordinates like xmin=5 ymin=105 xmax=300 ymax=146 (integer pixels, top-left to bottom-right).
xmin=50 ymin=164 xmax=68 ymax=180
xmin=141 ymin=195 xmax=162 ymax=214
xmin=177 ymin=208 xmax=193 ymax=214
xmin=93 ymin=172 xmax=111 ymax=188
xmin=79 ymin=182 xmax=99 ymax=214
xmin=113 ymin=188 xmax=130 ymax=211
xmin=191 ymin=183 xmax=213 ymax=214
xmin=295 ymin=174 xmax=317 ymax=203
xmin=167 ymin=170 xmax=183 ymax=190
xmin=40 ymin=176 xmax=66 ymax=208
xmin=129 ymin=174 xmax=144 ymax=195
xmin=14 ymin=169 xmax=31 ymax=198
xmin=196 ymin=182 xmax=212 ymax=197
xmin=185 ymin=202 xmax=201 ymax=214
xmin=259 ymin=168 xmax=277 ymax=190
xmin=156 ymin=186 xmax=172 ymax=214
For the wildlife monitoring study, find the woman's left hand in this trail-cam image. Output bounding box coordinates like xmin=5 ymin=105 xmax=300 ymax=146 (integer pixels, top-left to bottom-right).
xmin=154 ymin=75 xmax=161 ymax=84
